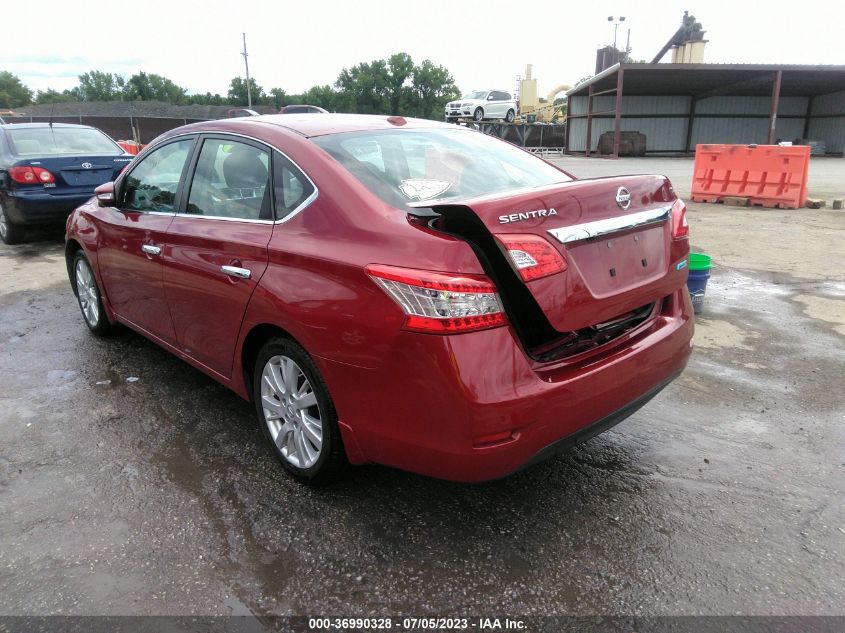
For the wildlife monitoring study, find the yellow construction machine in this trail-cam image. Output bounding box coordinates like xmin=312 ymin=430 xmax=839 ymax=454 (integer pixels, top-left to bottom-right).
xmin=517 ymin=65 xmax=570 ymax=123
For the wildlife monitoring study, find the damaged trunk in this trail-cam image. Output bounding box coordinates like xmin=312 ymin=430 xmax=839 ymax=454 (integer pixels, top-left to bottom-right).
xmin=412 ymin=175 xmax=690 ymax=362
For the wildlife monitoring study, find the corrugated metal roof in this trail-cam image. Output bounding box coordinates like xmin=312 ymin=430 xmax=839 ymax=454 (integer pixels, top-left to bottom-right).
xmin=568 ymin=64 xmax=845 ymax=98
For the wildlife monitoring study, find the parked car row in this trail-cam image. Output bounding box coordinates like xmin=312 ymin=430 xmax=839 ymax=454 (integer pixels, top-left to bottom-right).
xmin=0 ymin=103 xmax=329 ymax=244
xmin=0 ymin=123 xmax=133 ymax=244
xmin=228 ymin=105 xmax=328 ymax=118
xmin=64 ymin=113 xmax=694 ymax=484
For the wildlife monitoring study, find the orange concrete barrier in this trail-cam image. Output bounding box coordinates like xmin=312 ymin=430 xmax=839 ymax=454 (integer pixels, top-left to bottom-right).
xmin=691 ymin=144 xmax=810 ymax=209
xmin=117 ymin=140 xmax=144 ymax=155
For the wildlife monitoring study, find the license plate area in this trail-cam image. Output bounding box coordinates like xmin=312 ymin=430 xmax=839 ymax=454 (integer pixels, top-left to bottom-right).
xmin=567 ymin=226 xmax=667 ymax=297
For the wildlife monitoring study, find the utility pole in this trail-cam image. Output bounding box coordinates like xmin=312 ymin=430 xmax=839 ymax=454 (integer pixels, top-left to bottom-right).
xmin=241 ymin=32 xmax=252 ymax=108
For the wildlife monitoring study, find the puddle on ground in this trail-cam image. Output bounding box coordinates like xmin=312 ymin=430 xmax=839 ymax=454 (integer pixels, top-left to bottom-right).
xmin=791 ymin=294 xmax=845 ymax=336
xmin=693 ymin=318 xmax=760 ymax=350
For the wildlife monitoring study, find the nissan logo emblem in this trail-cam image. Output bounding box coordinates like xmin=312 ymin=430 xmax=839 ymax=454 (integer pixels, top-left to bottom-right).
xmin=616 ymin=187 xmax=631 ymax=210
xmin=81 ymin=162 xmax=93 ymax=169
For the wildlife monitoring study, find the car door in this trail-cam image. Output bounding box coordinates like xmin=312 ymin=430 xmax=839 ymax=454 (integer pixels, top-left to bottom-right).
xmin=96 ymin=136 xmax=196 ymax=345
xmin=485 ymin=92 xmax=500 ymax=118
xmin=500 ymin=92 xmax=513 ymax=117
xmin=161 ymin=135 xmax=281 ymax=379
xmin=493 ymin=91 xmax=509 ymax=118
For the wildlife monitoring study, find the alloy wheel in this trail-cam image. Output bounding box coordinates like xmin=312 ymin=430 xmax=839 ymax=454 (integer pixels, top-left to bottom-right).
xmin=0 ymin=205 xmax=7 ymax=239
xmin=75 ymin=259 xmax=100 ymax=327
xmin=260 ymin=355 xmax=323 ymax=469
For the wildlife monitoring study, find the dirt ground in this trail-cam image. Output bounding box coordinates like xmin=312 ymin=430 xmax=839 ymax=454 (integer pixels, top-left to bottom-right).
xmin=1 ymin=159 xmax=843 ymax=621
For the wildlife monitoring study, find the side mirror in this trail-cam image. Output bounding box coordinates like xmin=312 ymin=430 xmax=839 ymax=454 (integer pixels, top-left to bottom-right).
xmin=95 ymin=181 xmax=115 ymax=206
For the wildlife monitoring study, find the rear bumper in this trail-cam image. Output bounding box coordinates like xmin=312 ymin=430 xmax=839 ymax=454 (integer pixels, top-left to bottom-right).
xmin=1 ymin=190 xmax=94 ymax=226
xmin=321 ymin=288 xmax=695 ymax=482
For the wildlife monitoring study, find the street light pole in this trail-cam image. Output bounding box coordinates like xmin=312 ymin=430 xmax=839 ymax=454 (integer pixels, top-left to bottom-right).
xmin=607 ymin=16 xmax=626 ymax=51
xmin=241 ymin=32 xmax=252 ymax=108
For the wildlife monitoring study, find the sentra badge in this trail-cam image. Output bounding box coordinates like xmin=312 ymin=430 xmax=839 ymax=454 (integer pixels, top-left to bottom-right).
xmin=499 ymin=208 xmax=558 ymax=224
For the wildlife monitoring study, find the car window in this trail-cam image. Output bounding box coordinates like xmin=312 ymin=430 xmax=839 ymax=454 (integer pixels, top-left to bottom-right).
xmin=312 ymin=128 xmax=571 ymax=210
xmin=122 ymin=139 xmax=194 ymax=213
xmin=501 ymin=92 xmax=512 ymax=101
xmin=273 ymin=151 xmax=315 ymax=220
xmin=186 ymin=139 xmax=271 ymax=220
xmin=7 ymin=126 xmax=122 ymax=156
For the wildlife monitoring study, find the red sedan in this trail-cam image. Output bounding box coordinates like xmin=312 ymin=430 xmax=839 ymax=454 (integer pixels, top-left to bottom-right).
xmin=65 ymin=114 xmax=693 ymax=483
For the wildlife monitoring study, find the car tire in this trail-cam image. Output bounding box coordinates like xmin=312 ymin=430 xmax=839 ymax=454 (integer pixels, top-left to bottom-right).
xmin=0 ymin=202 xmax=25 ymax=245
xmin=253 ymin=337 xmax=348 ymax=484
xmin=473 ymin=107 xmax=484 ymax=122
xmin=505 ymin=109 xmax=515 ymax=123
xmin=72 ymin=251 xmax=113 ymax=336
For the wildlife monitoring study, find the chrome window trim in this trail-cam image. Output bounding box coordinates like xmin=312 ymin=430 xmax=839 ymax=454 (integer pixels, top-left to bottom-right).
xmin=118 ymin=135 xmax=197 ymax=216
xmin=546 ymin=206 xmax=672 ymax=245
xmin=147 ymin=130 xmax=319 ymax=225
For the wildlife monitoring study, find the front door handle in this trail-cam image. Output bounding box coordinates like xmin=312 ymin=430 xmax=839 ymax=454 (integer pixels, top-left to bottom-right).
xmin=221 ymin=265 xmax=251 ymax=280
xmin=141 ymin=244 xmax=161 ymax=256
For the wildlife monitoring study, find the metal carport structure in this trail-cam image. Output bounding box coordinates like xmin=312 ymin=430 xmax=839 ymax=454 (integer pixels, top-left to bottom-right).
xmin=566 ymin=64 xmax=845 ymax=157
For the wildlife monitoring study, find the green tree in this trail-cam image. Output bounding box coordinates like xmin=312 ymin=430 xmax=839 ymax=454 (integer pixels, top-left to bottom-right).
xmin=34 ymin=88 xmax=80 ymax=104
xmin=228 ymin=77 xmax=265 ymax=106
xmin=186 ymin=92 xmax=227 ymax=106
xmin=123 ymin=72 xmax=186 ymax=103
xmin=335 ymin=59 xmax=390 ymax=114
xmin=386 ymin=52 xmax=415 ymax=115
xmin=333 ymin=54 xmax=458 ymax=118
xmin=268 ymin=87 xmax=288 ymax=109
xmin=0 ymin=71 xmax=33 ymax=108
xmin=410 ymin=59 xmax=459 ymax=119
xmin=301 ymin=85 xmax=338 ymax=112
xmin=77 ymin=70 xmax=125 ymax=101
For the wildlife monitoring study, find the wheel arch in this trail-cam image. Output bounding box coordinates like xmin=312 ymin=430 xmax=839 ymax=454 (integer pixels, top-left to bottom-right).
xmin=65 ymin=239 xmax=84 ymax=295
xmin=240 ymin=322 xmax=297 ymax=401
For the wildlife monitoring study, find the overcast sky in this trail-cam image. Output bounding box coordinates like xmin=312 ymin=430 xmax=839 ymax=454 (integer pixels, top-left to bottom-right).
xmin=2 ymin=0 xmax=843 ymax=99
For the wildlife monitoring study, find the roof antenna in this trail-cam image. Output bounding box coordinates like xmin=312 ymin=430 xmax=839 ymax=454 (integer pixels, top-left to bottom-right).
xmin=49 ymin=102 xmax=55 ymax=127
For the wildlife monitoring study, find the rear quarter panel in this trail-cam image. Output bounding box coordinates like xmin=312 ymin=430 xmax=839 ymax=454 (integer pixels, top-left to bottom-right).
xmin=237 ymin=140 xmax=486 ymax=372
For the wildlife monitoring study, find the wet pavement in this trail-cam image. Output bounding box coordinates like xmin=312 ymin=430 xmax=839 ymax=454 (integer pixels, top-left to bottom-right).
xmin=0 ymin=226 xmax=843 ymax=617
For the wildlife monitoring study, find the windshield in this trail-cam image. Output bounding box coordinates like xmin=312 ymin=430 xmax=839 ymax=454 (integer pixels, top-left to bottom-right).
xmin=463 ymin=91 xmax=488 ymax=100
xmin=7 ymin=126 xmax=122 ymax=156
xmin=311 ymin=128 xmax=571 ymax=209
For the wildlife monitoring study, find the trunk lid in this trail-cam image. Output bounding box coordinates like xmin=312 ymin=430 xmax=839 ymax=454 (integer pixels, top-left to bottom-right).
xmin=421 ymin=175 xmax=689 ymax=334
xmin=13 ymin=155 xmax=131 ymax=192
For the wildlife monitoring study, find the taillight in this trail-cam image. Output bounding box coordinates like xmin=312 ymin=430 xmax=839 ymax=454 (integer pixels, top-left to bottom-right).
xmin=671 ymin=199 xmax=689 ymax=240
xmin=9 ymin=166 xmax=55 ymax=184
xmin=366 ymin=264 xmax=507 ymax=334
xmin=495 ymin=234 xmax=567 ymax=282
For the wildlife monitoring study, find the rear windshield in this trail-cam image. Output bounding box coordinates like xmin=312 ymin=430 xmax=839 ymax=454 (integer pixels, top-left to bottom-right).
xmin=6 ymin=126 xmax=122 ymax=156
xmin=311 ymin=128 xmax=571 ymax=209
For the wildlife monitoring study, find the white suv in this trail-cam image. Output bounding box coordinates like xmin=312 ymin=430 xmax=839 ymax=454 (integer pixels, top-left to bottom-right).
xmin=445 ymin=90 xmax=517 ymax=123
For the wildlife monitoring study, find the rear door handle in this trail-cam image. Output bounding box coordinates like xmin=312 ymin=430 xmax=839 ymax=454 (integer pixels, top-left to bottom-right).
xmin=221 ymin=265 xmax=251 ymax=280
xmin=141 ymin=244 xmax=161 ymax=256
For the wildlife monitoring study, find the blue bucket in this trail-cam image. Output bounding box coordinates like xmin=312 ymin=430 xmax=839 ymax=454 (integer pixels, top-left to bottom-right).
xmin=686 ymin=253 xmax=712 ymax=314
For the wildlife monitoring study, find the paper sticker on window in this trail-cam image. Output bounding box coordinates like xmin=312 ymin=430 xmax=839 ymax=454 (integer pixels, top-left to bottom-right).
xmin=398 ymin=179 xmax=451 ymax=201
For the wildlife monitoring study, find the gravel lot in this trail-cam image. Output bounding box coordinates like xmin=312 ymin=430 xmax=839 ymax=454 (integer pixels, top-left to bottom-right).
xmin=1 ymin=157 xmax=843 ymax=620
